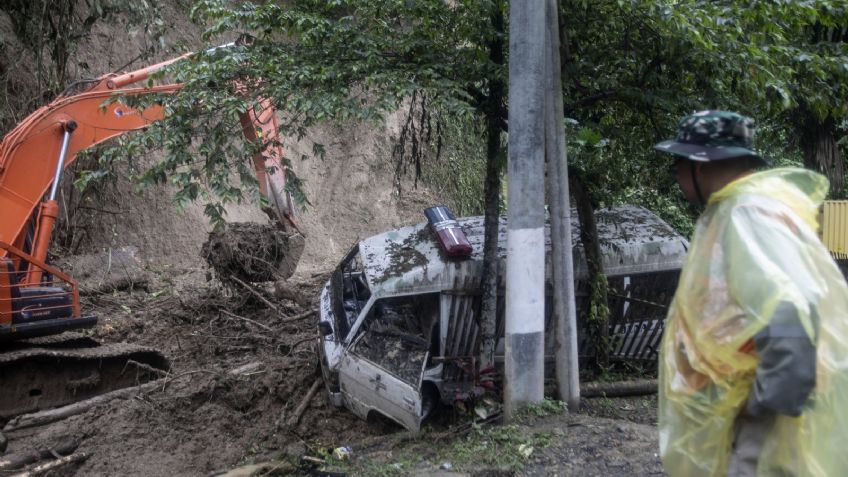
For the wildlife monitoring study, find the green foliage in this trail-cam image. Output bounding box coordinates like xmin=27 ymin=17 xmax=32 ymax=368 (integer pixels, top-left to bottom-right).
xmin=518 ymin=398 xmax=569 ymax=419
xmin=420 ymin=114 xmax=489 ymax=216
xmin=446 ymin=423 xmax=551 ymax=471
xmin=558 ymin=0 xmax=847 ymax=232
xmin=53 ymin=0 xmax=846 ymax=230
xmin=99 ymin=0 xmax=511 ymax=224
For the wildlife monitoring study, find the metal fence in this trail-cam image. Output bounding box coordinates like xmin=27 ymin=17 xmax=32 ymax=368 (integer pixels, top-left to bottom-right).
xmin=577 ymin=270 xmax=680 ymax=367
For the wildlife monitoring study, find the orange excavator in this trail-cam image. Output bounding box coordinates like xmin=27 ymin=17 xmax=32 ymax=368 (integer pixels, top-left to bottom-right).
xmin=0 ymin=44 xmax=295 ymax=419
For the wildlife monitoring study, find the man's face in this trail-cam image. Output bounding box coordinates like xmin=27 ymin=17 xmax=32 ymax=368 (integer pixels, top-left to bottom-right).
xmin=672 ymin=158 xmax=701 ymax=206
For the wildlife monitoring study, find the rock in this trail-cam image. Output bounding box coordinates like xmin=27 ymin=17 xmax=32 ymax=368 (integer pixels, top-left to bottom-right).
xmin=273 ymin=280 xmax=309 ymax=306
xmin=281 ymin=443 xmax=306 ymax=459
xmin=54 ymin=246 xmax=148 ymax=293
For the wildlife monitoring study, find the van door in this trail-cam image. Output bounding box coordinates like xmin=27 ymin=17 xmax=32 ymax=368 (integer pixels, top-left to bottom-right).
xmin=338 ymin=337 xmax=426 ymax=431
xmin=338 ymin=294 xmax=439 ymax=431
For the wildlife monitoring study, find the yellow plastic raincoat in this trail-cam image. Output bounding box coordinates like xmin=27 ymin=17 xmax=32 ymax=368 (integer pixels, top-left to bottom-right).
xmin=658 ymin=167 xmax=848 ymax=476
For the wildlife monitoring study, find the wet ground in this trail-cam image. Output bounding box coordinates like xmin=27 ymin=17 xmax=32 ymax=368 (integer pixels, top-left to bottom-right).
xmin=1 ymin=270 xmax=663 ymax=476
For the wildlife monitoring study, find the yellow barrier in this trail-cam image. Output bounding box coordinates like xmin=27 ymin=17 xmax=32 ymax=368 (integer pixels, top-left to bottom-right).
xmin=822 ymin=200 xmax=848 ymax=260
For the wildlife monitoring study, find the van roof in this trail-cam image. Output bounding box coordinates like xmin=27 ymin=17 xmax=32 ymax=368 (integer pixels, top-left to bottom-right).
xmin=360 ymin=205 xmax=688 ymax=297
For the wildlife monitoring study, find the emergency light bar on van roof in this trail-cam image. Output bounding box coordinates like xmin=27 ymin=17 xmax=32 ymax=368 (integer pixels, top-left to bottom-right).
xmin=424 ymin=205 xmax=473 ymax=258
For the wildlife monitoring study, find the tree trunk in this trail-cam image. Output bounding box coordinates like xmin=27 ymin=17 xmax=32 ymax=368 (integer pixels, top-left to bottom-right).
xmin=477 ymin=2 xmax=506 ymax=371
xmin=569 ymin=174 xmax=609 ymax=371
xmin=801 ymin=113 xmax=845 ymax=198
xmin=581 ymin=379 xmax=657 ymax=398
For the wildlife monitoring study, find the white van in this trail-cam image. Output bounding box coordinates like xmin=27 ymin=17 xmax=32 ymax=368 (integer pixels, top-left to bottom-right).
xmin=316 ymin=205 xmax=688 ymax=431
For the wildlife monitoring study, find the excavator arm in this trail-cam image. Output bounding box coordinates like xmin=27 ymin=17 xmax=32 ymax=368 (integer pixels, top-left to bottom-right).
xmin=0 ymin=46 xmax=296 ymax=336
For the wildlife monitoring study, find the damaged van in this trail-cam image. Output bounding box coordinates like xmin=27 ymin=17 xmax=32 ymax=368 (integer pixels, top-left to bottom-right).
xmin=316 ymin=205 xmax=688 ymax=432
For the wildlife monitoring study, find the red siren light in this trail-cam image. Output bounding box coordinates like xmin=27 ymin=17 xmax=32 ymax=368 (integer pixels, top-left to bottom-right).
xmin=424 ymin=205 xmax=473 ymax=259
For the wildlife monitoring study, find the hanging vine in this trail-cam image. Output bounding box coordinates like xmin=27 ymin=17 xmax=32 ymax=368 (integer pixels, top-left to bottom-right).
xmin=392 ymin=90 xmax=446 ymax=196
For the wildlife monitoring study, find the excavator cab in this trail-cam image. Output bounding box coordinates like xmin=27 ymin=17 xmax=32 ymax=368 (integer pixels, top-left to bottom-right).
xmin=0 ymin=242 xmax=167 ymax=420
xmin=0 ymin=245 xmax=96 ymax=341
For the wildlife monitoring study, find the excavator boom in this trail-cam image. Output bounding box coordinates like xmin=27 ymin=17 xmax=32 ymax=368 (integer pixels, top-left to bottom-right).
xmin=0 ymin=84 xmax=178 ymax=256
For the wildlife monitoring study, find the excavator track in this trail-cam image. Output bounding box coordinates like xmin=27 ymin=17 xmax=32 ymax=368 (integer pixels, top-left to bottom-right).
xmin=0 ymin=333 xmax=169 ymax=419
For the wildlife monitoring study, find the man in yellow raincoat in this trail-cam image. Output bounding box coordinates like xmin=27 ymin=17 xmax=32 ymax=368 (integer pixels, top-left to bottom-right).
xmin=654 ymin=110 xmax=848 ymax=476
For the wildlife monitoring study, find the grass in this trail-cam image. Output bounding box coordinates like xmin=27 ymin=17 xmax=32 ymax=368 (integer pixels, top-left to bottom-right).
xmin=324 ymin=399 xmax=570 ymax=476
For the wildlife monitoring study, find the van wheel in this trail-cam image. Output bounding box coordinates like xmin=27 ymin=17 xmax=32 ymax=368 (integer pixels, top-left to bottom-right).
xmin=421 ymin=381 xmax=440 ymax=420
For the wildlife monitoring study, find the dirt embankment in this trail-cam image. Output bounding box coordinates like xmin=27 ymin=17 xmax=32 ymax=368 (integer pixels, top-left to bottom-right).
xmin=1 ymin=3 xmax=441 ymax=278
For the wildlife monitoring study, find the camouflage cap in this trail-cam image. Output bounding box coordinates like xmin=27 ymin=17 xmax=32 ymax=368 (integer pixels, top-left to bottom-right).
xmin=653 ymin=110 xmax=768 ymax=166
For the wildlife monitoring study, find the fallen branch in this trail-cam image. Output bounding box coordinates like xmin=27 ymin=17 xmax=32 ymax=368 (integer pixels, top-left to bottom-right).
xmin=284 ymin=335 xmax=318 ymax=357
xmin=154 ymin=369 xmax=219 ymax=393
xmin=10 ymin=452 xmax=88 ymax=477
xmin=284 ymin=379 xmax=321 ymax=429
xmin=229 ymin=276 xmax=279 ymax=313
xmin=0 ymin=439 xmax=78 ymax=471
xmin=228 ymin=361 xmax=264 ymax=376
xmin=124 ymin=359 xmax=169 ymax=377
xmin=220 ymin=309 xmax=274 ymax=333
xmin=281 ymin=308 xmax=316 ymax=324
xmin=580 ymin=379 xmax=657 ymax=398
xmin=207 ymin=460 xmax=296 ymax=477
xmin=4 ymin=381 xmax=160 ymax=432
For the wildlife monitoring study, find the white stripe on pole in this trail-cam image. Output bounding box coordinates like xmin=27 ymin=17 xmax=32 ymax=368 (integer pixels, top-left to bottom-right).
xmin=504 ymin=228 xmax=546 ymax=336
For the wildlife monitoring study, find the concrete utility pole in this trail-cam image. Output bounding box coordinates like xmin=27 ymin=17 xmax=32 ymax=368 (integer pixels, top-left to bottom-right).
xmin=545 ymin=0 xmax=580 ymax=410
xmin=505 ymin=0 xmax=546 ymax=419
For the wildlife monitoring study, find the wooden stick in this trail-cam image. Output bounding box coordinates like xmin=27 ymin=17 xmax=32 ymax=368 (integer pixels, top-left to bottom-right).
xmin=229 ymin=276 xmax=279 ymax=312
xmin=4 ymin=381 xmax=160 ymax=432
xmin=124 ymin=359 xmax=169 ymax=377
xmin=0 ymin=439 xmax=78 ymax=471
xmin=220 ymin=309 xmax=274 ymax=333
xmin=284 ymin=335 xmax=317 ymax=357
xmin=10 ymin=452 xmax=88 ymax=477
xmin=280 ymin=308 xmax=316 ymax=324
xmin=580 ymin=379 xmax=657 ymax=398
xmin=228 ymin=361 xmax=264 ymax=376
xmin=207 ymin=460 xmax=295 ymax=477
xmin=284 ymin=379 xmax=321 ymax=428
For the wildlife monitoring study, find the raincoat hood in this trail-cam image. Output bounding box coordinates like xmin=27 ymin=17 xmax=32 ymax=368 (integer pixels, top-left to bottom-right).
xmin=659 ymin=167 xmax=848 ymax=476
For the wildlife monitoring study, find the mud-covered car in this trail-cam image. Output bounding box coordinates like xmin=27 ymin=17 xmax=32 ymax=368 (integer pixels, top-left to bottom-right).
xmin=316 ymin=205 xmax=688 ymax=431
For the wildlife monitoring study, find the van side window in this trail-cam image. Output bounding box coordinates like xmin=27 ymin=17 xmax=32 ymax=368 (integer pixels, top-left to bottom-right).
xmin=351 ymin=294 xmax=440 ymax=385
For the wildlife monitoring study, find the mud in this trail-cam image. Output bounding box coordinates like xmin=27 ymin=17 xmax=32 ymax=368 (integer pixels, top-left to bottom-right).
xmin=1 ymin=273 xmax=383 ymax=476
xmin=201 ymin=223 xmax=305 ymax=284
xmin=0 ymin=268 xmax=665 ymax=476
